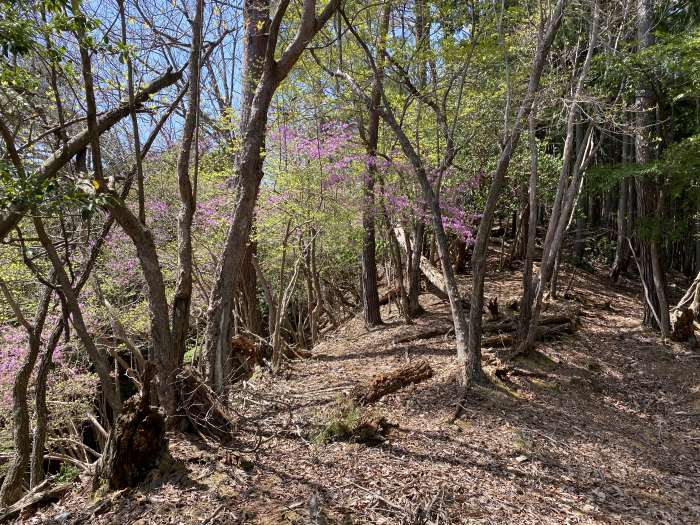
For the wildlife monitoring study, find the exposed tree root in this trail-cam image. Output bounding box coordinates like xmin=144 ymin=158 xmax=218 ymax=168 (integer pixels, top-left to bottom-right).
xmin=495 ymin=367 xmax=551 ymax=382
xmin=176 ymin=366 xmax=237 ymax=443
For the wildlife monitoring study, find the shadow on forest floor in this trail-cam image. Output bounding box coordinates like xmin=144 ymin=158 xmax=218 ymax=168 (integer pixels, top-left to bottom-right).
xmin=36 ymin=257 xmax=699 ymax=525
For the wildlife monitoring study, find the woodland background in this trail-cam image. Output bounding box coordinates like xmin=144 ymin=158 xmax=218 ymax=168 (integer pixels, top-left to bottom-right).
xmin=0 ymin=0 xmax=698 ymax=522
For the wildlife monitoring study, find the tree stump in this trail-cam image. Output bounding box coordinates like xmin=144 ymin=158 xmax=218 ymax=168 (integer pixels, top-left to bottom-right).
xmin=229 ymin=335 xmax=263 ymax=381
xmin=487 ymin=297 xmax=500 ymax=320
xmin=352 ymin=360 xmax=433 ymax=405
xmin=671 ymin=308 xmax=695 ymax=342
xmin=93 ymin=392 xmax=166 ymax=491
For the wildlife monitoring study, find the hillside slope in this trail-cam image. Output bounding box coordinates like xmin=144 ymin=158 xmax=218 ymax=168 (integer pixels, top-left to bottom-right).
xmin=24 ymin=264 xmax=700 ymax=525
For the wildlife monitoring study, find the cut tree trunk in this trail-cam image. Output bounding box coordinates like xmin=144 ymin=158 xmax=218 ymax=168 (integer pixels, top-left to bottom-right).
xmin=671 ymin=309 xmax=695 ymax=342
xmin=353 ymin=360 xmax=433 ymax=405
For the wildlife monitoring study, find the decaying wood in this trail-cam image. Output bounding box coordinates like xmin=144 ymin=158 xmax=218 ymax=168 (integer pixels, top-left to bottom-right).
xmin=395 ymin=228 xmax=462 ymax=304
xmin=176 ymin=366 xmax=236 ymax=442
xmin=353 ymin=360 xmax=433 ymax=405
xmin=671 ymin=308 xmax=695 ymax=342
xmin=93 ymin=365 xmax=166 ymax=490
xmin=482 ymin=322 xmax=574 ymax=348
xmin=350 ymin=416 xmax=398 ymax=445
xmin=391 ymin=327 xmax=451 ymax=345
xmin=0 ymin=480 xmax=71 ymax=522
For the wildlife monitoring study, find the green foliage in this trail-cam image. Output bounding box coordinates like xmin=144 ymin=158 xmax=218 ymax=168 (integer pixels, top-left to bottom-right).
xmin=311 ymin=401 xmax=364 ymax=444
xmin=56 ymin=463 xmax=79 ymax=484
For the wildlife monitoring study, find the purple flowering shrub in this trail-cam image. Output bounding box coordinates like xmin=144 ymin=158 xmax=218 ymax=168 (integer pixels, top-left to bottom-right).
xmin=0 ymin=322 xmax=97 ymax=451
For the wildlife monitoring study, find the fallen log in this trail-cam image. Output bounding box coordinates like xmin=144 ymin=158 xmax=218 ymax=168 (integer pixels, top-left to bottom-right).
xmin=388 ymin=313 xmax=576 ymax=346
xmin=353 ymin=360 xmax=433 ymax=405
xmin=0 ymin=482 xmax=71 ymax=522
xmin=391 ymin=327 xmax=451 ymax=345
xmin=673 ymin=271 xmax=700 ymax=312
xmin=424 ymin=278 xmax=449 ymax=301
xmin=479 ymin=313 xmax=576 ymax=335
xmin=482 ymin=322 xmax=573 ymax=348
xmin=395 ymin=228 xmax=464 ymax=305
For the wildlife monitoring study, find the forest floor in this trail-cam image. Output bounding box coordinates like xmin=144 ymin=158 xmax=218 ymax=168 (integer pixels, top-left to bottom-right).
xmin=26 ymin=259 xmax=700 ymax=525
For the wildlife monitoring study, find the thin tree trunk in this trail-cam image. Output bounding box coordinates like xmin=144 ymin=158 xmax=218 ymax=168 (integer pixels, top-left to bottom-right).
xmin=204 ymin=0 xmax=340 ymax=392
xmin=469 ymin=0 xmax=568 ymax=376
xmin=34 ymin=218 xmax=121 ymax=414
xmin=30 ymin=319 xmax=64 ymax=488
xmin=171 ymin=0 xmax=204 ymax=373
xmin=518 ymin=112 xmax=540 ymax=343
xmin=611 ymin=162 xmax=630 ymax=281
xmin=0 ymin=283 xmax=52 ymax=506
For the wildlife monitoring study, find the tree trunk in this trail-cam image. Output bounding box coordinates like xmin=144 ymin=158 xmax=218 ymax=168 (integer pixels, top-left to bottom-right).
xmin=0 ymin=284 xmax=51 ymax=506
xmin=407 ymin=221 xmax=426 ymax=315
xmin=635 ymin=0 xmax=670 ymax=337
xmin=171 ymin=0 xmax=204 ymax=369
xmin=469 ymin=0 xmax=567 ymax=378
xmin=30 ymin=321 xmax=63 ymax=488
xmin=235 ymin=0 xmax=269 ymax=339
xmin=573 ymin=121 xmax=587 ymax=262
xmin=361 ymin=203 xmax=382 ymax=326
xmin=610 ymin=175 xmax=630 ymax=281
xmin=360 ymin=5 xmax=388 ymax=328
xmin=204 ymin=0 xmax=340 ymax=392
xmin=239 ymin=243 xmax=264 ymax=336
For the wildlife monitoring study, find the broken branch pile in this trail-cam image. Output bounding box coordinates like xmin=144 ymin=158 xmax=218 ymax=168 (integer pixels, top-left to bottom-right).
xmin=176 ymin=366 xmax=237 ymax=442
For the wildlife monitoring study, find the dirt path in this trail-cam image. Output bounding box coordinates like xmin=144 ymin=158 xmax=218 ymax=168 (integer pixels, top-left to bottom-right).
xmin=34 ymin=265 xmax=699 ymax=524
